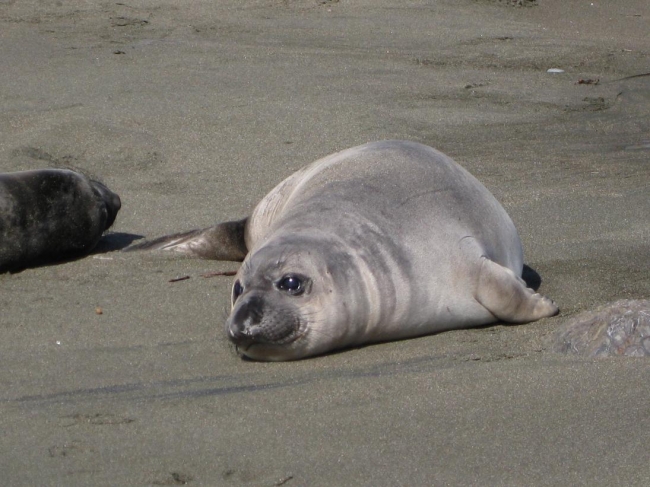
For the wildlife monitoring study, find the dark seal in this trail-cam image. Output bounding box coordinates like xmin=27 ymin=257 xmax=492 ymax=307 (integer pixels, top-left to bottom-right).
xmin=0 ymin=169 xmax=121 ymax=272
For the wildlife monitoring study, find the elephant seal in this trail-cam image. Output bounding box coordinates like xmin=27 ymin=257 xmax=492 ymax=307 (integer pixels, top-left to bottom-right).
xmin=131 ymin=140 xmax=558 ymax=360
xmin=0 ymin=169 xmax=121 ymax=273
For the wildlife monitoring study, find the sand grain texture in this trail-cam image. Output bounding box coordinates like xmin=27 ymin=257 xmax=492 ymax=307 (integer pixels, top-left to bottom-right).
xmin=1 ymin=1 xmax=649 ymax=485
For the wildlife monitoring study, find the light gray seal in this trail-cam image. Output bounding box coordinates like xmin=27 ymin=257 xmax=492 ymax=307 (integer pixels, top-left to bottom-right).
xmin=0 ymin=169 xmax=121 ymax=273
xmin=131 ymin=140 xmax=558 ymax=360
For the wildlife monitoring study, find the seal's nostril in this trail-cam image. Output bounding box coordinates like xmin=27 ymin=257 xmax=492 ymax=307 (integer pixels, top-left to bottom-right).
xmin=227 ymin=294 xmax=268 ymax=347
xmin=229 ymin=322 xmax=248 ymax=340
xmin=228 ymin=317 xmax=263 ymax=345
xmin=231 ymin=297 xmax=263 ymax=326
xmin=228 ymin=326 xmax=238 ymax=339
xmin=242 ymin=324 xmax=263 ymax=339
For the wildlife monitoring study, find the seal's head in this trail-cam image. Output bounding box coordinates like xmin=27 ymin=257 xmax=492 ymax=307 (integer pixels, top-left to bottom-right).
xmin=90 ymin=180 xmax=121 ymax=230
xmin=226 ymin=234 xmax=360 ymax=361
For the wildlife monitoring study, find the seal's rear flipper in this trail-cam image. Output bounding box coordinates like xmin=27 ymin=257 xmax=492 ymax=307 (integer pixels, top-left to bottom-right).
xmin=124 ymin=218 xmax=248 ymax=261
xmin=475 ymin=257 xmax=559 ymax=323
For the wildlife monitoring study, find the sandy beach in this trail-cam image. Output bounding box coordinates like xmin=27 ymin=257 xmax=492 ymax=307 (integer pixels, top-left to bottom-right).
xmin=1 ymin=1 xmax=649 ymax=485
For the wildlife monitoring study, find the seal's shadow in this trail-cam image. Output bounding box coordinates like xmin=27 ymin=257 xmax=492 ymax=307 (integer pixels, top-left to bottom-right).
xmin=93 ymin=232 xmax=143 ymax=254
xmin=522 ymin=264 xmax=542 ymax=291
xmin=7 ymin=232 xmax=143 ymax=274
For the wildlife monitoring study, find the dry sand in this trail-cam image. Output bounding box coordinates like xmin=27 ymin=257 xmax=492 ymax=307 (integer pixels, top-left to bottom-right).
xmin=1 ymin=1 xmax=649 ymax=485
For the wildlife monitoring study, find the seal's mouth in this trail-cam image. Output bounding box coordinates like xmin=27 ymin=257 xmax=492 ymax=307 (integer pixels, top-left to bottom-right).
xmin=227 ymin=323 xmax=304 ymax=349
xmin=231 ymin=330 xmax=306 ymax=361
xmin=226 ymin=294 xmax=304 ymax=349
xmin=226 ymin=317 xmax=307 ymax=362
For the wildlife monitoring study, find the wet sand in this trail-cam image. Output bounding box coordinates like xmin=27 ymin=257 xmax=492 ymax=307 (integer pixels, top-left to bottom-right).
xmin=1 ymin=1 xmax=649 ymax=485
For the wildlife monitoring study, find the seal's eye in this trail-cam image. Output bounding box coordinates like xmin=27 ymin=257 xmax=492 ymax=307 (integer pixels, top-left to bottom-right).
xmin=277 ymin=274 xmax=305 ymax=296
xmin=232 ymin=280 xmax=243 ymax=302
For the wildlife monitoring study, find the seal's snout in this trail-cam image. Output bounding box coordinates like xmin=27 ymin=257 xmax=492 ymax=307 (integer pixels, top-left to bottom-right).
xmin=226 ymin=293 xmax=301 ymax=350
xmin=91 ymin=180 xmax=121 ymax=230
xmin=227 ymin=295 xmax=266 ymax=347
xmin=104 ymin=192 xmax=121 ymax=229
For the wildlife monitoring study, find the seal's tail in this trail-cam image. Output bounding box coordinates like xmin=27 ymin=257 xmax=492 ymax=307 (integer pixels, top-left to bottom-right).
xmin=123 ymin=218 xmax=248 ymax=262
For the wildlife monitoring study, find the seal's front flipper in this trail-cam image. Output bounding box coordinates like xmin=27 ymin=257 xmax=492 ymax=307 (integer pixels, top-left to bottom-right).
xmin=124 ymin=218 xmax=248 ymax=261
xmin=475 ymin=257 xmax=559 ymax=323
